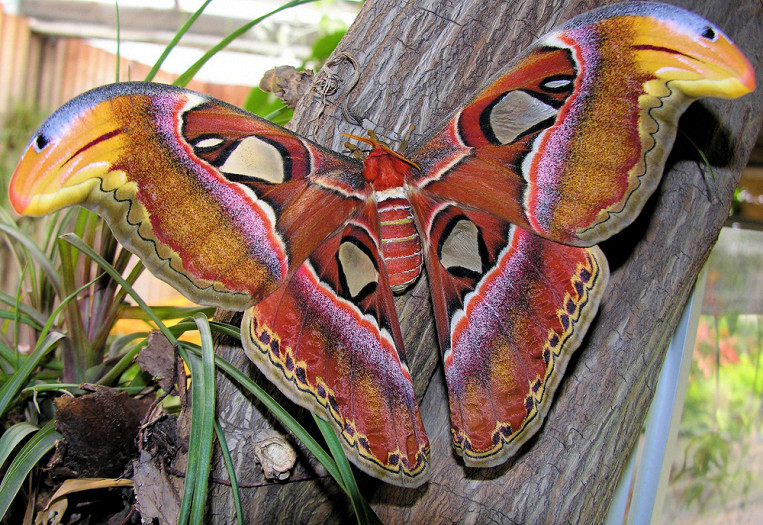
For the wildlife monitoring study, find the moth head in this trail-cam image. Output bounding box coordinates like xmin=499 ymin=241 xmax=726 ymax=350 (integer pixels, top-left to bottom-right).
xmin=343 ymin=132 xmax=420 ymax=190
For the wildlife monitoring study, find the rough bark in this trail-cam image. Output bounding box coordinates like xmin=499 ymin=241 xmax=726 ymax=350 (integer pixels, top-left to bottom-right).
xmin=176 ymin=0 xmax=763 ymax=522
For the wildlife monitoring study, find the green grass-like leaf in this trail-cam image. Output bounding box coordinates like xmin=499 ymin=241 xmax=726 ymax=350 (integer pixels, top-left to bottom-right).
xmin=0 ymin=273 xmax=103 ymax=418
xmin=98 ymin=339 xmax=146 ymax=387
xmin=179 ymin=341 xmax=345 ymax=491
xmin=58 ymin=234 xmax=176 ymax=343
xmin=314 ymin=415 xmax=381 ymax=525
xmin=214 ymin=419 xmax=244 ymax=525
xmin=0 ymin=341 xmax=19 ymax=373
xmin=0 ymin=222 xmax=62 ymax=298
xmin=57 ymin=237 xmax=91 ymax=379
xmin=177 ymin=314 xmax=217 ymax=525
xmin=679 ymin=128 xmax=718 ymax=184
xmin=0 ymin=290 xmax=47 ymax=328
xmin=172 ymin=318 xmax=371 ymax=512
xmin=107 ymin=332 xmax=149 ymax=359
xmin=115 ymin=0 xmax=121 ymax=82
xmin=0 ymin=309 xmax=44 ymax=333
xmin=119 ymin=305 xmax=216 ymax=322
xmin=0 ymin=421 xmax=62 ymax=520
xmin=174 ymin=0 xmax=319 ymax=88
xmin=0 ymin=423 xmax=39 ymax=469
xmin=144 ymin=0 xmax=215 ymax=82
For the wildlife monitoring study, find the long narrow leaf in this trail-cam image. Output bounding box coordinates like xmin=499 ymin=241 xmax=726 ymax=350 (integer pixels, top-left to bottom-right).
xmin=0 ymin=310 xmax=44 ymax=332
xmin=171 ymin=320 xmax=239 ymax=340
xmin=191 ymin=314 xmax=216 ymax=524
xmin=44 ymin=478 xmax=134 ymax=509
xmin=0 ymin=423 xmax=39 ymax=469
xmin=0 ymin=290 xmax=47 ymax=327
xmin=120 ymin=305 xmax=216 ymax=321
xmin=13 ymin=265 xmax=27 ymax=370
xmin=0 ymin=421 xmax=62 ymax=520
xmin=0 ymin=223 xmax=62 ymax=297
xmin=0 ymin=210 xmax=43 ymax=307
xmin=0 ymin=331 xmax=63 ymax=418
xmin=181 ymin=345 xmax=344 ymax=489
xmin=115 ymin=0 xmax=121 ymax=82
xmin=58 ymin=234 xmax=176 ymax=344
xmin=214 ymin=419 xmax=244 ymax=525
xmin=57 ymin=233 xmax=186 ymax=389
xmin=182 ymin=323 xmax=378 ymax=518
xmin=144 ymin=0 xmax=215 ymax=82
xmin=107 ymin=332 xmax=149 ymax=359
xmin=178 ymin=352 xmax=202 ymax=525
xmin=57 ymin=238 xmax=90 ymax=378
xmin=313 ymin=415 xmax=381 ymax=525
xmin=0 ymin=341 xmax=19 ymax=373
xmin=177 ymin=316 xmax=216 ymax=524
xmin=174 ymin=0 xmax=318 ymax=87
xmin=679 ymin=128 xmax=718 ymax=183
xmin=97 ymin=340 xmax=146 ymax=387
xmin=88 ymin=259 xmax=144 ymax=359
xmin=20 ymin=384 xmax=82 ymax=396
xmin=46 ymin=210 xmax=71 ymax=253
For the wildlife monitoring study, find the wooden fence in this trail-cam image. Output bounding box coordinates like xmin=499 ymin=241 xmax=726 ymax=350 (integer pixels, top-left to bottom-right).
xmin=0 ymin=3 xmax=252 ymax=119
xmin=0 ymin=3 xmax=253 ymax=303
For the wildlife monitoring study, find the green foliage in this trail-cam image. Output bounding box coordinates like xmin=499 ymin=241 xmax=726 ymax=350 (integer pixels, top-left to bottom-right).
xmin=309 ymin=29 xmax=348 ymax=65
xmin=178 ymin=315 xmax=217 ymax=525
xmin=0 ymin=1 xmax=373 ymax=523
xmin=668 ymin=313 xmax=762 ymax=514
xmin=243 ymin=87 xmax=294 ymax=125
xmin=0 ymin=210 xmax=205 ymax=519
xmin=172 ymin=0 xmax=320 ymax=88
xmin=684 ymin=315 xmax=762 ymax=437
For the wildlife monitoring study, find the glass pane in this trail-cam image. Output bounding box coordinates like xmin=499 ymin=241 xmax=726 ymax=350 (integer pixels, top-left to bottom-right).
xmin=661 ymin=227 xmax=763 ymax=523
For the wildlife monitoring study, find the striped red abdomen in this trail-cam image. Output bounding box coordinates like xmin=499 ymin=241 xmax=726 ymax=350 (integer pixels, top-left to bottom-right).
xmin=377 ymin=195 xmax=423 ymax=292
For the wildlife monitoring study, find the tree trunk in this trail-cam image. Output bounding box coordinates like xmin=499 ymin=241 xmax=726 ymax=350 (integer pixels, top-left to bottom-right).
xmin=184 ymin=0 xmax=763 ymax=522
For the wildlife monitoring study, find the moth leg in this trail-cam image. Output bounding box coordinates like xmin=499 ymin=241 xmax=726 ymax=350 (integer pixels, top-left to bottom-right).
xmin=344 ymin=141 xmax=367 ymax=161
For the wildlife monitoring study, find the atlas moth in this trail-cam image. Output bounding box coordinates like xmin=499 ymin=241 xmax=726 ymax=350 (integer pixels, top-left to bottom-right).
xmin=9 ymin=1 xmax=755 ymax=487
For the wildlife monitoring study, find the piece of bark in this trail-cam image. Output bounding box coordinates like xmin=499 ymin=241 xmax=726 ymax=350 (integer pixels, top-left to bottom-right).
xmin=191 ymin=0 xmax=763 ymax=522
xmin=133 ymin=450 xmax=182 ymax=524
xmin=52 ymin=386 xmax=151 ymax=478
xmin=136 ymin=331 xmax=177 ymax=394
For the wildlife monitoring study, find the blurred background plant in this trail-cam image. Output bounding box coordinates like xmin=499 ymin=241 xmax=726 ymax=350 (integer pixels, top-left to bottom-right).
xmin=662 ymin=228 xmax=763 ymax=523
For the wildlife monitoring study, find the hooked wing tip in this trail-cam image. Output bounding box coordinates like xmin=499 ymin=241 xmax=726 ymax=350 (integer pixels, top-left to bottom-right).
xmin=8 ymin=142 xmax=111 ymax=217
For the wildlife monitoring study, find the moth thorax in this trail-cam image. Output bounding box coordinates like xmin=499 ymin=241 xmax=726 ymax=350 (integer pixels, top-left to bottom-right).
xmin=377 ymin=194 xmax=423 ymax=293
